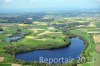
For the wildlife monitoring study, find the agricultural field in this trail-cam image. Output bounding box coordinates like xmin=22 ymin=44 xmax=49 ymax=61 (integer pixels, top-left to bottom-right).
xmin=0 ymin=21 xmax=99 ymax=66
xmin=0 ymin=9 xmax=100 ymax=66
xmin=0 ymin=22 xmax=69 ymax=66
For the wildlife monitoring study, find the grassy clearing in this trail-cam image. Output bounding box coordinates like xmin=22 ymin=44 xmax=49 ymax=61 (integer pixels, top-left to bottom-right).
xmin=90 ymin=52 xmax=100 ymax=66
xmin=0 ymin=64 xmax=11 ymax=66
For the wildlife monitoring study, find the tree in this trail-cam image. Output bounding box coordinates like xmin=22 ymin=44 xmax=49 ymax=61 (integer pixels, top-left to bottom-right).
xmin=0 ymin=28 xmax=3 ymax=31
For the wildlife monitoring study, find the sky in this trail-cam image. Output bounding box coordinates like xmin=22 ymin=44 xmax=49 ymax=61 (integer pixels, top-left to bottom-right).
xmin=0 ymin=0 xmax=100 ymax=12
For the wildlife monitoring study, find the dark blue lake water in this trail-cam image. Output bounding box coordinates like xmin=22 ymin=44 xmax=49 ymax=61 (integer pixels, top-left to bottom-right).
xmin=16 ymin=37 xmax=84 ymax=63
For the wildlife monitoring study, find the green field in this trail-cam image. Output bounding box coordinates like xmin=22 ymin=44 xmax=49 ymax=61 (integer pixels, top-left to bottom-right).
xmin=0 ymin=22 xmax=98 ymax=66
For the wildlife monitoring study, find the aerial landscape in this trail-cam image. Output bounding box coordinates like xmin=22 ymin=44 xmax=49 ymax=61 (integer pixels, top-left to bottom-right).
xmin=0 ymin=0 xmax=100 ymax=66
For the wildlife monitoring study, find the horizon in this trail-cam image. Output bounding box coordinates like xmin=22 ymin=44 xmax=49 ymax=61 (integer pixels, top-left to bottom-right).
xmin=0 ymin=0 xmax=100 ymax=12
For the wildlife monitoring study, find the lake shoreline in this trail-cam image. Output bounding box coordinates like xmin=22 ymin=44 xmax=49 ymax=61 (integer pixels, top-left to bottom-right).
xmin=15 ymin=37 xmax=84 ymax=64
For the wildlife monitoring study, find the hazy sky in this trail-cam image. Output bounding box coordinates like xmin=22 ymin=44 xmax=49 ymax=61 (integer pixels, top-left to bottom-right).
xmin=0 ymin=0 xmax=100 ymax=11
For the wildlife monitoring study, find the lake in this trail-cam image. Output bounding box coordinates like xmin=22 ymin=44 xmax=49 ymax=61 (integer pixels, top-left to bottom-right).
xmin=16 ymin=37 xmax=84 ymax=63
